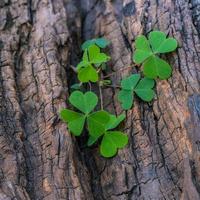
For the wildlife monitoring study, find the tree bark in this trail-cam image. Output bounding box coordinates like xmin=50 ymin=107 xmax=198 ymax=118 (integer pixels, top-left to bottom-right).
xmin=0 ymin=0 xmax=200 ymax=199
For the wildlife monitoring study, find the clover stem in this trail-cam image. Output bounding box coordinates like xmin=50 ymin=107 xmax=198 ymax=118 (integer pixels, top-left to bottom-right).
xmin=103 ymin=65 xmax=138 ymax=78
xmin=102 ymin=84 xmax=121 ymax=89
xmin=99 ymin=84 xmax=103 ymax=110
xmin=98 ymin=68 xmax=104 ymax=110
xmin=88 ymin=82 xmax=92 ymax=91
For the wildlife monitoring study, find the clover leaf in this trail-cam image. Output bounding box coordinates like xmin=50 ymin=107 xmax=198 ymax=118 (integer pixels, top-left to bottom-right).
xmin=105 ymin=113 xmax=125 ymax=130
xmin=100 ymin=131 xmax=128 ymax=158
xmin=148 ymin=31 xmax=177 ymax=53
xmin=118 ymin=74 xmax=155 ymax=110
xmin=87 ymin=135 xmax=99 ymax=147
xmin=120 ymin=73 xmax=140 ymax=90
xmin=60 ymin=109 xmax=85 ymax=136
xmin=133 ymin=31 xmax=177 ymax=79
xmin=81 ymin=38 xmax=110 ymax=50
xmin=143 ymin=55 xmax=172 ymax=79
xmin=133 ymin=35 xmax=153 ymax=64
xmin=69 ymin=91 xmax=98 ymax=114
xmin=134 ymin=76 xmax=155 ymax=101
xmin=87 ymin=110 xmax=110 ymax=138
xmin=118 ymin=90 xmax=133 ymax=110
xmin=78 ymin=65 xmax=98 ymax=83
xmin=118 ymin=74 xmax=140 ymax=110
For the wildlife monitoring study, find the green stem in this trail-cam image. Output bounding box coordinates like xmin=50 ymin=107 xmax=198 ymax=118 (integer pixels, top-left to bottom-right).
xmin=88 ymin=82 xmax=92 ymax=91
xmin=102 ymin=84 xmax=121 ymax=89
xmin=99 ymin=83 xmax=103 ymax=110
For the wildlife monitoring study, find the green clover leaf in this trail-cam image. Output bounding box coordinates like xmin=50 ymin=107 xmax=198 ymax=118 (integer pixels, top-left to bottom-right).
xmin=118 ymin=90 xmax=133 ymax=110
xmin=148 ymin=31 xmax=177 ymax=53
xmin=118 ymin=74 xmax=140 ymax=110
xmin=133 ymin=35 xmax=153 ymax=64
xmin=100 ymin=131 xmax=128 ymax=158
xmin=87 ymin=110 xmax=110 ymax=138
xmin=87 ymin=135 xmax=99 ymax=147
xmin=77 ymin=65 xmax=98 ymax=83
xmin=121 ymin=73 xmax=140 ymax=90
xmin=69 ymin=91 xmax=98 ymax=114
xmin=143 ymin=55 xmax=172 ymax=80
xmin=118 ymin=74 xmax=155 ymax=110
xmin=105 ymin=114 xmax=125 ymax=130
xmin=60 ymin=109 xmax=85 ymax=136
xmin=81 ymin=38 xmax=110 ymax=50
xmin=134 ymin=77 xmax=155 ymax=101
xmin=133 ymin=31 xmax=177 ymax=79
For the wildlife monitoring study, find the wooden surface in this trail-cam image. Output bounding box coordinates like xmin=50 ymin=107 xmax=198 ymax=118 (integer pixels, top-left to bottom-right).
xmin=0 ymin=0 xmax=200 ymax=199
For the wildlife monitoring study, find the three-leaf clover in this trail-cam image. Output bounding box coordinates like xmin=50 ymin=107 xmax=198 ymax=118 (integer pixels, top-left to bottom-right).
xmin=118 ymin=74 xmax=155 ymax=110
xmin=87 ymin=113 xmax=128 ymax=158
xmin=77 ymin=44 xmax=110 ymax=83
xmin=133 ymin=31 xmax=178 ymax=79
xmin=60 ymin=91 xmax=109 ymax=136
xmin=81 ymin=38 xmax=110 ymax=50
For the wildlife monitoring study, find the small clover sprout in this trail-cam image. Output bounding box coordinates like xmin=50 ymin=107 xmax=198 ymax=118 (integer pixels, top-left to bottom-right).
xmin=77 ymin=44 xmax=110 ymax=83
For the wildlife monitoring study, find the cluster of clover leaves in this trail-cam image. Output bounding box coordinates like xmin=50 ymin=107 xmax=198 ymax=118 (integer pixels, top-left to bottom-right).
xmin=60 ymin=31 xmax=178 ymax=158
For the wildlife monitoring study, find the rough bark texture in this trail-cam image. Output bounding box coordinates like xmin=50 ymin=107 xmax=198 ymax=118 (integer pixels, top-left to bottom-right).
xmin=0 ymin=0 xmax=200 ymax=199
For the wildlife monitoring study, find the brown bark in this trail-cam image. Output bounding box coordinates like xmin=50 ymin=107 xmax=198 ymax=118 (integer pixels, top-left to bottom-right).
xmin=0 ymin=0 xmax=200 ymax=199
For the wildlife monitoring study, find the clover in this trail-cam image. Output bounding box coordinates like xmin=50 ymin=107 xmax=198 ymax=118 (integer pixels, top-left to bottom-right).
xmin=77 ymin=44 xmax=110 ymax=83
xmin=88 ymin=113 xmax=128 ymax=158
xmin=60 ymin=31 xmax=177 ymax=158
xmin=133 ymin=31 xmax=178 ymax=79
xmin=60 ymin=91 xmax=110 ymax=136
xmin=118 ymin=74 xmax=155 ymax=110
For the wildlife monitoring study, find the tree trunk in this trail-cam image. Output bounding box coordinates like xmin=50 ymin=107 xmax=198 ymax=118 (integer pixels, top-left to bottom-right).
xmin=0 ymin=0 xmax=200 ymax=199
